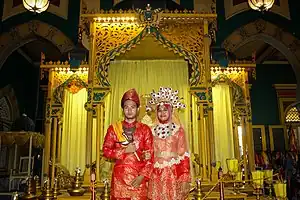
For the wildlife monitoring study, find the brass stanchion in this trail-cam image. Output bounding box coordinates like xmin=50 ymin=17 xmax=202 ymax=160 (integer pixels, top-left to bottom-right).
xmin=34 ymin=175 xmax=42 ymax=198
xmin=21 ymin=177 xmax=36 ymax=200
xmin=12 ymin=192 xmax=19 ymax=200
xmin=101 ymin=179 xmax=109 ymax=200
xmin=53 ymin=178 xmax=61 ymax=199
xmin=41 ymin=178 xmax=54 ymax=200
xmin=218 ymin=168 xmax=225 ymax=200
xmin=194 ymin=178 xmax=204 ymax=200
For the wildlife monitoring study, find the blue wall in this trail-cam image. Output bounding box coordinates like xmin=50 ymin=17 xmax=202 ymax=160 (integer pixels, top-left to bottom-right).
xmin=251 ymin=64 xmax=296 ymax=125
xmin=0 ymin=51 xmax=39 ymax=120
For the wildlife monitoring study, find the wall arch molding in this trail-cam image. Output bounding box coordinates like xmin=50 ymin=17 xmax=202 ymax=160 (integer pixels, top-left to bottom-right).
xmin=0 ymin=20 xmax=75 ymax=70
xmin=222 ymin=19 xmax=300 ymax=100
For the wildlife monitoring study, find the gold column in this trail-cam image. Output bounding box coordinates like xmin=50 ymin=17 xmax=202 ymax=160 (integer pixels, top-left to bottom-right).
xmin=203 ymin=19 xmax=212 ymax=181
xmin=43 ymin=69 xmax=54 ymax=175
xmin=96 ymin=103 xmax=104 ymax=183
xmin=86 ymin=20 xmax=96 ymax=167
xmin=243 ymin=71 xmax=255 ymax=171
xmin=232 ymin=113 xmax=240 ymax=159
xmin=207 ymin=108 xmax=215 ymax=161
xmin=241 ymin=116 xmax=248 ymax=179
xmin=51 ymin=118 xmax=58 ymax=187
xmin=203 ymin=19 xmax=212 ymax=84
xmin=246 ymin=119 xmax=254 ymax=171
xmin=204 ymin=111 xmax=211 ymax=180
xmin=199 ymin=104 xmax=207 ymax=180
xmin=56 ymin=121 xmax=62 ymax=162
xmin=207 ymin=107 xmax=214 ymax=179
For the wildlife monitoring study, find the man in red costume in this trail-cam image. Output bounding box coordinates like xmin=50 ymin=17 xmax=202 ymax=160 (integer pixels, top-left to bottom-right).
xmin=102 ymin=88 xmax=154 ymax=200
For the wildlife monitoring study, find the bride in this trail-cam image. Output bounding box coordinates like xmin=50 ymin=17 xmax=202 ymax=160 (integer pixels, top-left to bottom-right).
xmin=145 ymin=87 xmax=191 ymax=200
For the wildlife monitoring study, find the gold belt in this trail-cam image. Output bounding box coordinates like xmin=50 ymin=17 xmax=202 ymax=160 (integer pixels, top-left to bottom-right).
xmin=156 ymin=151 xmax=178 ymax=158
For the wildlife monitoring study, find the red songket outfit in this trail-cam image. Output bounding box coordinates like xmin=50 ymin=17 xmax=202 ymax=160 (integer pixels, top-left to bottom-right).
xmin=148 ymin=123 xmax=191 ymax=200
xmin=103 ymin=120 xmax=153 ymax=200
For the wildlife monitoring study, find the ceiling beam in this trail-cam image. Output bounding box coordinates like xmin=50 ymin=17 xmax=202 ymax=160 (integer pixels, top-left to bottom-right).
xmin=17 ymin=48 xmax=34 ymax=65
xmin=256 ymin=45 xmax=278 ymax=64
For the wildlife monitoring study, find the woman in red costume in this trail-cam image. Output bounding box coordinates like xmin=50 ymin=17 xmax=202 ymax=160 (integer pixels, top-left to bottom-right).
xmin=102 ymin=89 xmax=154 ymax=200
xmin=146 ymin=87 xmax=191 ymax=200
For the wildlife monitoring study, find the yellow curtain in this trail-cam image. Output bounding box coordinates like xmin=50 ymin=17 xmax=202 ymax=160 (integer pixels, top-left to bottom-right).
xmin=106 ymin=60 xmax=190 ymax=133
xmin=212 ymin=84 xmax=235 ymax=172
xmin=61 ymin=89 xmax=87 ymax=174
xmin=103 ymin=59 xmax=194 ymax=181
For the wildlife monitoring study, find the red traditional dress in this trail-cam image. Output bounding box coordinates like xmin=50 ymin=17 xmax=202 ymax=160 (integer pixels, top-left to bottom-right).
xmin=103 ymin=120 xmax=153 ymax=200
xmin=148 ymin=123 xmax=190 ymax=200
xmin=146 ymin=87 xmax=191 ymax=200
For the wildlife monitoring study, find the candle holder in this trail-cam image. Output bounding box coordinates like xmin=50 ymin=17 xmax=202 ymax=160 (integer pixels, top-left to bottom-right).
xmin=264 ymin=170 xmax=273 ymax=199
xmin=235 ymin=172 xmax=243 ymax=193
xmin=67 ymin=168 xmax=85 ymax=196
xmin=253 ymin=185 xmax=263 ymax=200
xmin=274 ymin=182 xmax=287 ymax=200
xmin=252 ymin=171 xmax=264 ymax=200
xmin=226 ymin=158 xmax=239 ymax=194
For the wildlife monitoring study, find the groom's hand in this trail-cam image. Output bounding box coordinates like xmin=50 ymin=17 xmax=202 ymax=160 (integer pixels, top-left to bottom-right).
xmin=131 ymin=175 xmax=144 ymax=188
xmin=125 ymin=143 xmax=136 ymax=153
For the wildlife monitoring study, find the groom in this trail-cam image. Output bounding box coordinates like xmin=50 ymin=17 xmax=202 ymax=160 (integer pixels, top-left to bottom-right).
xmin=102 ymin=88 xmax=154 ymax=200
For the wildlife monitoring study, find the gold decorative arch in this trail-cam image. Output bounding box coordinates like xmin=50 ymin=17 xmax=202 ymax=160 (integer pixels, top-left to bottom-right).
xmin=90 ymin=20 xmax=207 ymax=87
xmin=96 ymin=26 xmax=203 ymax=87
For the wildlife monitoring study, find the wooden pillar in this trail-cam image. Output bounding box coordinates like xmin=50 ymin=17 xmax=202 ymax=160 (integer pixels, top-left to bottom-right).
xmin=51 ymin=118 xmax=58 ymax=187
xmin=204 ymin=110 xmax=211 ymax=180
xmin=96 ymin=103 xmax=104 ymax=183
xmin=199 ymin=104 xmax=208 ymax=180
xmin=85 ymin=21 xmax=96 ymax=168
xmin=203 ymin=19 xmax=212 ymax=85
xmin=43 ymin=69 xmax=54 ymax=175
xmin=207 ymin=107 xmax=214 ymax=180
xmin=56 ymin=121 xmax=62 ymax=162
xmin=241 ymin=116 xmax=248 ymax=179
xmin=232 ymin=112 xmax=240 ymax=160
xmin=243 ymin=71 xmax=255 ymax=171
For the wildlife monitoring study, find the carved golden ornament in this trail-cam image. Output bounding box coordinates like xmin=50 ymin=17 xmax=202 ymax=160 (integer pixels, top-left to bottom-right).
xmin=94 ymin=17 xmax=137 ymax=23
xmin=211 ymin=67 xmax=245 ymax=89
xmin=160 ymin=22 xmax=205 ymax=84
xmin=160 ymin=23 xmax=204 ymax=60
xmin=248 ymin=0 xmax=275 ymax=12
xmin=82 ymin=8 xmax=217 ymax=17
xmin=93 ymin=22 xmax=145 ymax=84
xmin=286 ymin=107 xmax=300 ymax=123
xmin=53 ymin=68 xmax=88 ymax=88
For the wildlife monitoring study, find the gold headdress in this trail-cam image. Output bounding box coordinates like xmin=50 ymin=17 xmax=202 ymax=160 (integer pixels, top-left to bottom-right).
xmin=146 ymin=87 xmax=186 ymax=112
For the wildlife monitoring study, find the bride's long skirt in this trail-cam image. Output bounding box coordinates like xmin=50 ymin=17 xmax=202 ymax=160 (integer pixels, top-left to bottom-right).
xmin=148 ymin=164 xmax=187 ymax=200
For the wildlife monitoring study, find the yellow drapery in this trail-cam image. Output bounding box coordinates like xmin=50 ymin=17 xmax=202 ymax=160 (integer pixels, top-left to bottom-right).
xmin=99 ymin=59 xmax=195 ymax=181
xmin=106 ymin=60 xmax=190 ymax=133
xmin=212 ymin=84 xmax=235 ymax=172
xmin=61 ymin=89 xmax=87 ymax=174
